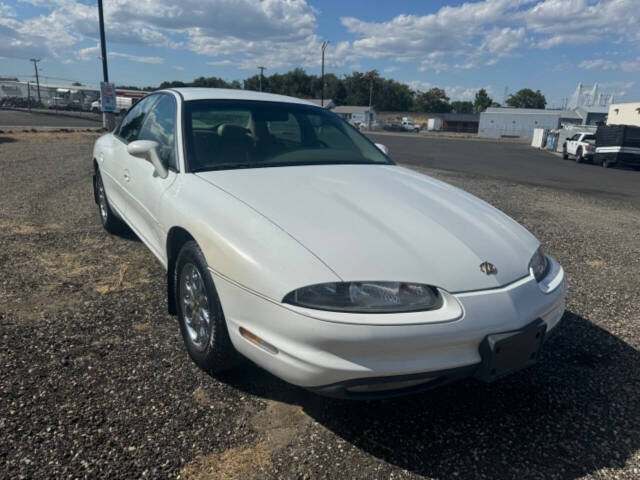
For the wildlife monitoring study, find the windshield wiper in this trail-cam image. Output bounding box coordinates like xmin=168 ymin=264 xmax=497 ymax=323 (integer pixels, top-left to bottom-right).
xmin=191 ymin=163 xmax=263 ymax=172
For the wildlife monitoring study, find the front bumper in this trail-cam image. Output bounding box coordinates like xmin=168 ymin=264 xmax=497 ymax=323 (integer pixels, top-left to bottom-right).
xmin=213 ymin=257 xmax=567 ymax=397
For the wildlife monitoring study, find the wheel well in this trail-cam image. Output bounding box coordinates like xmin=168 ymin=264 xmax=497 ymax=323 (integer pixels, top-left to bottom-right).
xmin=166 ymin=227 xmax=196 ymax=315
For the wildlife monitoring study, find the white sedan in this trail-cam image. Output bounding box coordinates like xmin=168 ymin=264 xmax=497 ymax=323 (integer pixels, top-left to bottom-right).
xmin=92 ymin=88 xmax=566 ymax=398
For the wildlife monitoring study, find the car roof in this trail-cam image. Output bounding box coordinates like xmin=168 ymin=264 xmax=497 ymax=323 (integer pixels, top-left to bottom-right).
xmin=163 ymin=87 xmax=316 ymax=106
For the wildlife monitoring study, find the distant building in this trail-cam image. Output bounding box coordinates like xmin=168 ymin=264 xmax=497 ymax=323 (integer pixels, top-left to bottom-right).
xmin=307 ymin=98 xmax=335 ymax=109
xmin=573 ymin=105 xmax=608 ymax=126
xmin=441 ymin=113 xmax=479 ymax=133
xmin=478 ymin=108 xmax=580 ymax=139
xmin=332 ymin=105 xmax=376 ymax=125
xmin=607 ymin=102 xmax=640 ymax=127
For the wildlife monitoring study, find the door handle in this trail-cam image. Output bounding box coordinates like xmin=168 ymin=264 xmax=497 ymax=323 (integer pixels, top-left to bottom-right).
xmin=123 ymin=170 xmax=130 ymax=182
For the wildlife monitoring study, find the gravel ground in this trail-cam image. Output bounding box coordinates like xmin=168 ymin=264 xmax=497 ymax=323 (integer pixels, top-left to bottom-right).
xmin=1 ymin=132 xmax=639 ymax=479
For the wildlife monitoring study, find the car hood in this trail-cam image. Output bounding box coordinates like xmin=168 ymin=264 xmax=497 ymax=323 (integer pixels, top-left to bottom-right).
xmin=195 ymin=164 xmax=539 ymax=292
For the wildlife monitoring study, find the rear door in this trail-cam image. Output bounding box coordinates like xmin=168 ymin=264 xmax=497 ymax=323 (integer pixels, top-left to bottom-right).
xmin=566 ymin=134 xmax=578 ymax=155
xmin=121 ymin=93 xmax=179 ymax=260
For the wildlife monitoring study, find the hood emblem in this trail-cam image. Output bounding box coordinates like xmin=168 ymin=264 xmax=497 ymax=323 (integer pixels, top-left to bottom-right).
xmin=480 ymin=262 xmax=497 ymax=275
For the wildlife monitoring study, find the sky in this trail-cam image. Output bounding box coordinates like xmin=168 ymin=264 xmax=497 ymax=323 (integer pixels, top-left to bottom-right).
xmin=1 ymin=0 xmax=639 ymax=106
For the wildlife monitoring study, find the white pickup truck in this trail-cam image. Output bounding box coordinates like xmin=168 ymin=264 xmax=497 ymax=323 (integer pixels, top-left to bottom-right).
xmin=401 ymin=117 xmax=421 ymax=133
xmin=563 ymin=132 xmax=596 ymax=163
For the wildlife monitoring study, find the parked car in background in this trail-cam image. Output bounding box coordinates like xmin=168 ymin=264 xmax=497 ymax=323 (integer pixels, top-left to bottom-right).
xmin=563 ymin=132 xmax=595 ymax=163
xmin=595 ymin=124 xmax=640 ymax=169
xmin=383 ymin=121 xmax=404 ymax=132
xmin=91 ymin=96 xmax=135 ymax=115
xmin=92 ymin=88 xmax=566 ymax=399
xmin=401 ymin=117 xmax=421 ymax=132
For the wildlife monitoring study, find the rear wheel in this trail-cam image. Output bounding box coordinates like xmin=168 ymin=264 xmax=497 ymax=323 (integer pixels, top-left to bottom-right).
xmin=602 ymin=159 xmax=614 ymax=168
xmin=575 ymin=147 xmax=583 ymax=163
xmin=175 ymin=241 xmax=237 ymax=374
xmin=562 ymin=145 xmax=568 ymax=159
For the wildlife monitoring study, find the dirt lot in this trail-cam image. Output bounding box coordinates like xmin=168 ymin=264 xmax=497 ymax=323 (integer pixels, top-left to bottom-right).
xmin=1 ymin=132 xmax=639 ymax=479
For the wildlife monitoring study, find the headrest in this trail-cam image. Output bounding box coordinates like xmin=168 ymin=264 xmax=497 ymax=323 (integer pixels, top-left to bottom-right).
xmin=217 ymin=124 xmax=249 ymax=139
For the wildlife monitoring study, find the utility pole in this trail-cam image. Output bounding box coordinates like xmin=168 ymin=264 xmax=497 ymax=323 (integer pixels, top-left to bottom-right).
xmin=29 ymin=58 xmax=41 ymax=105
xmin=27 ymin=81 xmax=31 ymax=111
xmin=321 ymin=40 xmax=329 ymax=107
xmin=257 ymin=66 xmax=266 ymax=92
xmin=97 ymin=0 xmax=114 ymax=130
xmin=368 ymin=75 xmax=374 ymax=130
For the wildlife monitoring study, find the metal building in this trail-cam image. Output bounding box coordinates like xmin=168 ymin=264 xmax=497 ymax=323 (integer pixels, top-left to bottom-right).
xmin=478 ymin=108 xmax=580 ymax=139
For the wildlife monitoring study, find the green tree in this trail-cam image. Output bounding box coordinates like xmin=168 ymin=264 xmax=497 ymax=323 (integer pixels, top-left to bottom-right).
xmin=505 ymin=88 xmax=547 ymax=109
xmin=72 ymin=81 xmax=83 ymax=86
xmin=450 ymin=101 xmax=474 ymax=114
xmin=473 ymin=88 xmax=494 ymax=113
xmin=412 ymin=88 xmax=451 ymax=113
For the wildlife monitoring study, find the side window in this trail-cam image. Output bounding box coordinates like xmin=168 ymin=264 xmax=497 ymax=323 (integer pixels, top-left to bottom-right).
xmin=267 ymin=114 xmax=301 ymax=144
xmin=117 ymin=95 xmax=157 ymax=143
xmin=138 ymin=95 xmax=178 ymax=170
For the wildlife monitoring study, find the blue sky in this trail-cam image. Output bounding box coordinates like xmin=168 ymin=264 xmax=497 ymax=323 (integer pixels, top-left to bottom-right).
xmin=1 ymin=0 xmax=639 ymax=106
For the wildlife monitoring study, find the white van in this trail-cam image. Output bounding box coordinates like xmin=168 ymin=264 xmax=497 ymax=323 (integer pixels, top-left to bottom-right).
xmin=91 ymin=96 xmax=135 ymax=115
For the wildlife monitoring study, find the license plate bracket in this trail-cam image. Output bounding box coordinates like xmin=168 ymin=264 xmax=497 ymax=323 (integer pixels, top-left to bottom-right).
xmin=475 ymin=319 xmax=546 ymax=382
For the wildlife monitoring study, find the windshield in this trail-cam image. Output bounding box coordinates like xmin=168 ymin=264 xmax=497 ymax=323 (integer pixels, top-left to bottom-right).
xmin=184 ymin=100 xmax=392 ymax=172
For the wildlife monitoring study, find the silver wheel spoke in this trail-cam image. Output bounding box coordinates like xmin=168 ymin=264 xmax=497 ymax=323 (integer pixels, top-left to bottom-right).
xmin=179 ymin=262 xmax=212 ymax=352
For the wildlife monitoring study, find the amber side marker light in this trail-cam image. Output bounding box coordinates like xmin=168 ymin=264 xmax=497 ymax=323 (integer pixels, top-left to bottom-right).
xmin=239 ymin=327 xmax=279 ymax=354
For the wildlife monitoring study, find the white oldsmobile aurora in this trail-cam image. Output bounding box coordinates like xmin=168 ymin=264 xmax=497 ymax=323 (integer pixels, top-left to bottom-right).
xmin=92 ymin=88 xmax=567 ymax=398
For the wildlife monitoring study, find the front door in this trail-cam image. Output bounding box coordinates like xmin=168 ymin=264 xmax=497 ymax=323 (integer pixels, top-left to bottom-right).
xmin=122 ymin=93 xmax=179 ymax=261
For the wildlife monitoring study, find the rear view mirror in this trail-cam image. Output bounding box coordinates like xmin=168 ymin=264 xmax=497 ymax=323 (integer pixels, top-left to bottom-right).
xmin=375 ymin=143 xmax=389 ymax=155
xmin=127 ymin=140 xmax=168 ymax=179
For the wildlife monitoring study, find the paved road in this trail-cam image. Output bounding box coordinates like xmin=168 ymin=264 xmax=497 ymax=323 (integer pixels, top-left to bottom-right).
xmin=369 ymin=132 xmax=640 ymax=207
xmin=0 ymin=109 xmax=101 ymax=127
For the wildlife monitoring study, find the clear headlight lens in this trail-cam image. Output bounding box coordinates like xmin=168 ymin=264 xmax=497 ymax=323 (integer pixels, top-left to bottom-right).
xmin=528 ymin=247 xmax=549 ymax=282
xmin=282 ymin=282 xmax=442 ymax=313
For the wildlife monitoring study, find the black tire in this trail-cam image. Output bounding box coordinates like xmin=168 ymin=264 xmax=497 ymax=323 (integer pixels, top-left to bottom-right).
xmin=602 ymin=159 xmax=613 ymax=168
xmin=174 ymin=241 xmax=237 ymax=374
xmin=562 ymin=145 xmax=568 ymax=159
xmin=575 ymin=147 xmax=583 ymax=163
xmin=94 ymin=170 xmax=125 ymax=234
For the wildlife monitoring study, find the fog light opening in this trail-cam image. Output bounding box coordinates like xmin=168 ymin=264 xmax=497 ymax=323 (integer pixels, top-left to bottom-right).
xmin=239 ymin=327 xmax=278 ymax=355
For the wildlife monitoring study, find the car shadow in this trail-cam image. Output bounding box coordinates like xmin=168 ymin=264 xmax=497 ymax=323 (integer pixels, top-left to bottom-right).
xmin=218 ymin=310 xmax=640 ymax=479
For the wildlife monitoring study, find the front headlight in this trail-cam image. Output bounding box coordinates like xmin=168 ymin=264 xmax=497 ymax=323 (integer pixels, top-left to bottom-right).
xmin=528 ymin=247 xmax=549 ymax=282
xmin=282 ymin=282 xmax=442 ymax=313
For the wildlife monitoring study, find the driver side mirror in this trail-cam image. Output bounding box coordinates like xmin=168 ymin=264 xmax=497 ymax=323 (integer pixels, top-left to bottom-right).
xmin=375 ymin=143 xmax=389 ymax=155
xmin=127 ymin=140 xmax=168 ymax=179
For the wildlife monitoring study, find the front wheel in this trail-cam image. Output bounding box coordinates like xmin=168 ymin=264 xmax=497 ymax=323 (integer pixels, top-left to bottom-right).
xmin=562 ymin=145 xmax=568 ymax=160
xmin=175 ymin=241 xmax=237 ymax=374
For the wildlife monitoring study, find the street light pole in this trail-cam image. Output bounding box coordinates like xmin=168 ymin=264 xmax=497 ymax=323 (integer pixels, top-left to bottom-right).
xmin=321 ymin=40 xmax=329 ymax=107
xmin=97 ymin=0 xmax=114 ymax=130
xmin=257 ymin=66 xmax=266 ymax=92
xmin=368 ymin=75 xmax=374 ymax=130
xmin=29 ymin=58 xmax=41 ymax=105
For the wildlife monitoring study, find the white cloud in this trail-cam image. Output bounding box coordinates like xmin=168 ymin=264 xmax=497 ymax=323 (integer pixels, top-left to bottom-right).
xmin=406 ymin=81 xmax=494 ymax=101
xmin=110 ymin=52 xmax=164 ymax=64
xmin=3 ymin=0 xmax=640 ymax=76
xmin=76 ymin=44 xmax=164 ymax=64
xmin=341 ymin=0 xmax=639 ymax=71
xmin=579 ymin=58 xmax=618 ymax=70
xmin=579 ymin=57 xmax=640 ymax=72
